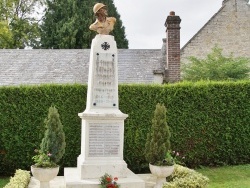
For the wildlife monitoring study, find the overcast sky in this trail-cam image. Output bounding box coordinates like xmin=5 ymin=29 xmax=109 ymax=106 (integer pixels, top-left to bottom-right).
xmin=113 ymin=0 xmax=222 ymax=49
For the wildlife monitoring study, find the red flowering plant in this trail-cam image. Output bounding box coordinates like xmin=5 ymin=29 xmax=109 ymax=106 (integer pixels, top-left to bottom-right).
xmin=99 ymin=173 xmax=120 ymax=188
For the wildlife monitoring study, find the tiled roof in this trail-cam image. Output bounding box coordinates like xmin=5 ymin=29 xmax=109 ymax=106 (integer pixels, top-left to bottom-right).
xmin=0 ymin=49 xmax=163 ymax=86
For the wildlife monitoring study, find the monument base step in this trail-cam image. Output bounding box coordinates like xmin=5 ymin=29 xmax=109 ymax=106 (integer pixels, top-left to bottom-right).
xmin=28 ymin=176 xmax=65 ymax=188
xmin=64 ymin=167 xmax=145 ymax=188
xmin=28 ymin=174 xmax=156 ymax=188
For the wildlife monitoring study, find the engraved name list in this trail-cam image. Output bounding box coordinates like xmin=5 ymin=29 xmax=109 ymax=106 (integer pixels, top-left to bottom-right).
xmin=89 ymin=123 xmax=120 ymax=157
xmin=92 ymin=53 xmax=117 ymax=107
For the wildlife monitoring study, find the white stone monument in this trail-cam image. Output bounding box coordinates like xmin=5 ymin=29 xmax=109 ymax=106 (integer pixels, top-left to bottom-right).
xmin=77 ymin=34 xmax=128 ymax=179
xmin=64 ymin=34 xmax=145 ymax=187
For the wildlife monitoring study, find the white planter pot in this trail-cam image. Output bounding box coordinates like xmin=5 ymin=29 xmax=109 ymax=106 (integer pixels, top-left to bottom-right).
xmin=149 ymin=163 xmax=174 ymax=188
xmin=31 ymin=165 xmax=59 ymax=188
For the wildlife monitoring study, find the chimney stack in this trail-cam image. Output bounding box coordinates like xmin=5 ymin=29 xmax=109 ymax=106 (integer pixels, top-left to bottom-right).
xmin=164 ymin=11 xmax=181 ymax=83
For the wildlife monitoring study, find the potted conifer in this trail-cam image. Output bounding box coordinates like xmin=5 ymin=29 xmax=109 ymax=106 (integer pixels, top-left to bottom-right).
xmin=145 ymin=103 xmax=174 ymax=188
xmin=31 ymin=106 xmax=66 ymax=188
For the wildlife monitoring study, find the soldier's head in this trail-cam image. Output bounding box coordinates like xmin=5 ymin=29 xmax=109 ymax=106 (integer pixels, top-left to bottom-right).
xmin=93 ymin=3 xmax=107 ymax=17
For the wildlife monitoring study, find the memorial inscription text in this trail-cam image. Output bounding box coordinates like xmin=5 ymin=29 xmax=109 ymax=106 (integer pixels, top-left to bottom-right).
xmin=92 ymin=53 xmax=117 ymax=107
xmin=89 ymin=123 xmax=120 ymax=157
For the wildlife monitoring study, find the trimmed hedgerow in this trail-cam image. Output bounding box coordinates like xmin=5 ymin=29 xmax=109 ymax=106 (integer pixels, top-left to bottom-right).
xmin=164 ymin=164 xmax=209 ymax=188
xmin=0 ymin=81 xmax=249 ymax=175
xmin=0 ymin=84 xmax=86 ymax=175
xmin=3 ymin=169 xmax=30 ymax=188
xmin=118 ymin=81 xmax=250 ymax=171
xmin=164 ymin=81 xmax=250 ymax=168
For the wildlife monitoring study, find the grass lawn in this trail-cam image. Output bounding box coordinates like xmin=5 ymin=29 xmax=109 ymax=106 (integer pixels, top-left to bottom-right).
xmin=0 ymin=177 xmax=9 ymax=187
xmin=197 ymin=164 xmax=250 ymax=188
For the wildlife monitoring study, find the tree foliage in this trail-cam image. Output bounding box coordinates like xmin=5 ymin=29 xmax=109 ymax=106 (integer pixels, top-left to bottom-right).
xmin=0 ymin=21 xmax=13 ymax=48
xmin=182 ymin=46 xmax=250 ymax=81
xmin=0 ymin=0 xmax=43 ymax=49
xmin=40 ymin=0 xmax=128 ymax=49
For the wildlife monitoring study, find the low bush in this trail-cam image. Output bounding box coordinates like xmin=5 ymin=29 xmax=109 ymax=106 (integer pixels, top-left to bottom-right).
xmin=164 ymin=165 xmax=209 ymax=188
xmin=3 ymin=169 xmax=30 ymax=188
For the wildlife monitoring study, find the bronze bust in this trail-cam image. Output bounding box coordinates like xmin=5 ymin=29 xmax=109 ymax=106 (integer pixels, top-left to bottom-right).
xmin=89 ymin=3 xmax=116 ymax=35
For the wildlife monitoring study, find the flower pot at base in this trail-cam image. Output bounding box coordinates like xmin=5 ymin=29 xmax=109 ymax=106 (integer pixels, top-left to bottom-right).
xmin=31 ymin=165 xmax=59 ymax=188
xmin=149 ymin=163 xmax=174 ymax=188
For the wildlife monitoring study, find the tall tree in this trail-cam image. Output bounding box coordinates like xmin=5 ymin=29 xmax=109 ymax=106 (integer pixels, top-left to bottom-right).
xmin=0 ymin=21 xmax=13 ymax=48
xmin=40 ymin=0 xmax=128 ymax=49
xmin=0 ymin=0 xmax=42 ymax=49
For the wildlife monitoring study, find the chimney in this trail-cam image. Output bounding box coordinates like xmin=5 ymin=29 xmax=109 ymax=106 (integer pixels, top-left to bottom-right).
xmin=164 ymin=11 xmax=181 ymax=83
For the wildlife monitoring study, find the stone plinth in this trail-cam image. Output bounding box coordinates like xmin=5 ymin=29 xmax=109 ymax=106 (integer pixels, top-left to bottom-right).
xmin=29 ymin=173 xmax=155 ymax=188
xmin=77 ymin=112 xmax=128 ymax=179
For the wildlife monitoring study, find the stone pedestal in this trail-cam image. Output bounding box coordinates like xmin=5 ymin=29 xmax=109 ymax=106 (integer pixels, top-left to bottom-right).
xmin=77 ymin=112 xmax=128 ymax=179
xmin=64 ymin=35 xmax=145 ymax=187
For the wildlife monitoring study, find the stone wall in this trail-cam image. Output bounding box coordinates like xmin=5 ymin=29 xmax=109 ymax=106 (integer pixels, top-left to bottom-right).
xmin=181 ymin=0 xmax=250 ymax=63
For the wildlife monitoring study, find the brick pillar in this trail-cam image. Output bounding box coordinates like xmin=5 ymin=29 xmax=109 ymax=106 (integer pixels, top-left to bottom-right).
xmin=164 ymin=11 xmax=181 ymax=83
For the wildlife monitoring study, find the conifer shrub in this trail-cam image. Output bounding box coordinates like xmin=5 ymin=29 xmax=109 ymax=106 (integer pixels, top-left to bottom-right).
xmin=145 ymin=103 xmax=171 ymax=165
xmin=40 ymin=106 xmax=66 ymax=164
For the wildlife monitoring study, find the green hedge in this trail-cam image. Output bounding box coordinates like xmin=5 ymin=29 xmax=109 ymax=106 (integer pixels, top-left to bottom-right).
xmin=0 ymin=81 xmax=249 ymax=175
xmin=0 ymin=84 xmax=86 ymax=175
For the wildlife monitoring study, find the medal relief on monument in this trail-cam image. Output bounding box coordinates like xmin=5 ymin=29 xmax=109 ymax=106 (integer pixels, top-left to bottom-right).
xmin=88 ymin=123 xmax=120 ymax=157
xmin=101 ymin=42 xmax=110 ymax=50
xmin=92 ymin=53 xmax=117 ymax=107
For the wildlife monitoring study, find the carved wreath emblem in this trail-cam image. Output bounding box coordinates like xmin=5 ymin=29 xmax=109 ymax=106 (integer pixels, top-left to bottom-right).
xmin=101 ymin=42 xmax=110 ymax=50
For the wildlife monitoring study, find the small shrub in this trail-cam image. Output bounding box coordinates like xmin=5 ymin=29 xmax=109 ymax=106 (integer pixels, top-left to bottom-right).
xmin=40 ymin=106 xmax=66 ymax=164
xmin=164 ymin=165 xmax=209 ymax=188
xmin=145 ymin=103 xmax=171 ymax=166
xmin=3 ymin=169 xmax=30 ymax=188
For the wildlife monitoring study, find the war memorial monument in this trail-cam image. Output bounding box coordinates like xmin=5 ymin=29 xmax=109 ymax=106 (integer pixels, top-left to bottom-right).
xmin=64 ymin=3 xmax=145 ymax=188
